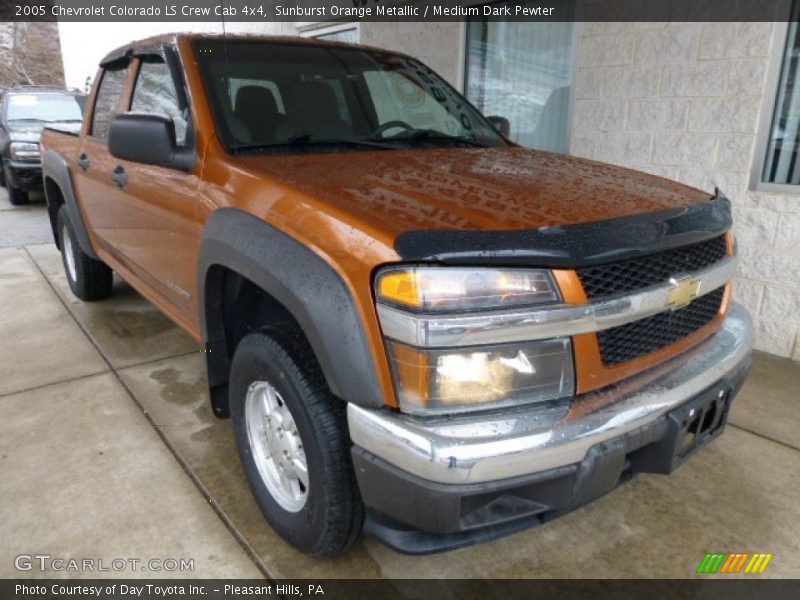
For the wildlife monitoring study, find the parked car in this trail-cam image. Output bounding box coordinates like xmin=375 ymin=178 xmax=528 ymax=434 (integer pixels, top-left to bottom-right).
xmin=41 ymin=34 xmax=753 ymax=557
xmin=0 ymin=86 xmax=84 ymax=205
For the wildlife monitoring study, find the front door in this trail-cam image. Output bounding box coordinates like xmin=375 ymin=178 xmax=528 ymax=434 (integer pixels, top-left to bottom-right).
xmin=105 ymin=53 xmax=203 ymax=327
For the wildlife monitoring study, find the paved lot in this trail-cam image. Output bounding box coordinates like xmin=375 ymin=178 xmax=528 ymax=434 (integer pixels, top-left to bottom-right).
xmin=1 ymin=187 xmax=799 ymax=578
xmin=0 ymin=190 xmax=52 ymax=248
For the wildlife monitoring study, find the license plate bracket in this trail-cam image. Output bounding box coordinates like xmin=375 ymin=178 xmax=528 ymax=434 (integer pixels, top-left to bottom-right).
xmin=666 ymin=384 xmax=732 ymax=470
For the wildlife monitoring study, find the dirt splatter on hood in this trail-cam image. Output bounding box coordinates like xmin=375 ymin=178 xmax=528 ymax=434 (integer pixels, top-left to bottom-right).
xmin=238 ymin=146 xmax=711 ymax=237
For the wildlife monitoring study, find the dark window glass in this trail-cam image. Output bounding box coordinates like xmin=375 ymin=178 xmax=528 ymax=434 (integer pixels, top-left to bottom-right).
xmin=91 ymin=67 xmax=127 ymax=140
xmin=130 ymin=58 xmax=188 ymax=145
xmin=193 ymin=40 xmax=505 ymax=153
xmin=763 ymin=5 xmax=800 ymax=184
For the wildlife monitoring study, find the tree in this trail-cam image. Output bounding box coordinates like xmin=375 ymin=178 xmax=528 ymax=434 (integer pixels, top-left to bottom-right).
xmin=0 ymin=22 xmax=65 ymax=90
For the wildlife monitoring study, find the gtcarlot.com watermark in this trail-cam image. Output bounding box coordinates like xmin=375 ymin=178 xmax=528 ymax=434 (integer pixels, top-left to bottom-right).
xmin=15 ymin=554 xmax=194 ymax=573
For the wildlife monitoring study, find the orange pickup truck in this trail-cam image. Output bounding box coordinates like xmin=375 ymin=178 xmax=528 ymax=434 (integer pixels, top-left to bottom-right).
xmin=41 ymin=34 xmax=752 ymax=556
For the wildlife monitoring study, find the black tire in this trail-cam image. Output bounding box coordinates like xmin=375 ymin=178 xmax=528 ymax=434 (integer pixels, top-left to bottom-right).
xmin=57 ymin=206 xmax=113 ymax=301
xmin=8 ymin=183 xmax=28 ymax=205
xmin=230 ymin=326 xmax=364 ymax=556
xmin=0 ymin=164 xmax=6 ymax=188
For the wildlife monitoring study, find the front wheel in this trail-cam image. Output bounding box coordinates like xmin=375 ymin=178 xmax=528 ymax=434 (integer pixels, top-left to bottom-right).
xmin=230 ymin=327 xmax=363 ymax=556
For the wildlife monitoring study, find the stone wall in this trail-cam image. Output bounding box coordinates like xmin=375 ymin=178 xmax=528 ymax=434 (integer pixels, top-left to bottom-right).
xmin=0 ymin=22 xmax=65 ymax=89
xmin=360 ymin=22 xmax=464 ymax=87
xmin=570 ymin=22 xmax=800 ymax=360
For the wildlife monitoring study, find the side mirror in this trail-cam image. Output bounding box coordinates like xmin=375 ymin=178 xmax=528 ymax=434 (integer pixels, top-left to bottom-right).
xmin=486 ymin=115 xmax=511 ymax=138
xmin=108 ymin=113 xmax=176 ymax=167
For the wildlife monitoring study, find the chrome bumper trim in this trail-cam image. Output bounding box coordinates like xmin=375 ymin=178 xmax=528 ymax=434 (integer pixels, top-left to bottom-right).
xmin=377 ymin=255 xmax=737 ymax=348
xmin=349 ymin=303 xmax=752 ymax=485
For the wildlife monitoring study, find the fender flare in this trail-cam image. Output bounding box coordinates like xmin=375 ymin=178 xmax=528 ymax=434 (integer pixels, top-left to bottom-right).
xmin=198 ymin=208 xmax=384 ymax=412
xmin=42 ymin=149 xmax=99 ymax=259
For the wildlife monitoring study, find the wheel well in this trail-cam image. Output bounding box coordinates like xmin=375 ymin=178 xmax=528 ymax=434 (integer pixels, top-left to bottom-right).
xmin=43 ymin=177 xmax=65 ymax=249
xmin=204 ymin=265 xmax=321 ymax=418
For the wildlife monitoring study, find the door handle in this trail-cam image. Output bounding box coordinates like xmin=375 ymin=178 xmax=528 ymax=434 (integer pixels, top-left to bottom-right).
xmin=78 ymin=153 xmax=90 ymax=171
xmin=111 ymin=165 xmax=128 ymax=188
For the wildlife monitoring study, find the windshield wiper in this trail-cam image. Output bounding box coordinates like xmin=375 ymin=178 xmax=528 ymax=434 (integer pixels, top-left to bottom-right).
xmin=232 ymin=135 xmax=394 ymax=153
xmin=8 ymin=118 xmax=45 ymax=123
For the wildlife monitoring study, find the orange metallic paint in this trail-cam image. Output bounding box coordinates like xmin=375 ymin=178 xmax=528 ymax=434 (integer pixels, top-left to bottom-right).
xmin=41 ymin=33 xmax=731 ymax=410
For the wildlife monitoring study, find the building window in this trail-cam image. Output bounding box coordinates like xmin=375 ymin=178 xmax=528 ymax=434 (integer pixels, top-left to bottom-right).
xmin=464 ymin=1 xmax=576 ymax=152
xmin=760 ymin=7 xmax=800 ymax=186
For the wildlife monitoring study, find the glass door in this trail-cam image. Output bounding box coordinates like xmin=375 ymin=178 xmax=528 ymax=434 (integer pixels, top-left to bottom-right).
xmin=465 ymin=1 xmax=577 ymax=153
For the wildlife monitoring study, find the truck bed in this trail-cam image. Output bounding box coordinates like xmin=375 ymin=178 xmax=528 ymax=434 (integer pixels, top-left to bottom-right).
xmin=41 ymin=128 xmax=81 ymax=169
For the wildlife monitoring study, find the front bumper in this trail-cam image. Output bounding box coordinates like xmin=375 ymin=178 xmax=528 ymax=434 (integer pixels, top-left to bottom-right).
xmin=4 ymin=158 xmax=43 ymax=191
xmin=348 ymin=303 xmax=753 ymax=553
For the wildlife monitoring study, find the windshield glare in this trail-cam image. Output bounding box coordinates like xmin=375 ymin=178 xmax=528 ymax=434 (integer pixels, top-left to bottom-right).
xmin=5 ymin=94 xmax=83 ymax=123
xmin=194 ymin=40 xmax=506 ymax=152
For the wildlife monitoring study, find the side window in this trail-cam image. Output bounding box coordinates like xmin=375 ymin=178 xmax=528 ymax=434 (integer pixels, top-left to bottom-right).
xmin=91 ymin=67 xmax=127 ymax=141
xmin=130 ymin=58 xmax=188 ymax=145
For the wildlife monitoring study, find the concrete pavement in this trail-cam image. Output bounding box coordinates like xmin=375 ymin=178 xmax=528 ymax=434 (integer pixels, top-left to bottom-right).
xmin=0 ymin=190 xmax=52 ymax=248
xmin=1 ymin=188 xmax=798 ymax=578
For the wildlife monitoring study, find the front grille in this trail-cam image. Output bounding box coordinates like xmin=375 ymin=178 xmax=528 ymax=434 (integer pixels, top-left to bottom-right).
xmin=597 ymin=287 xmax=725 ymax=366
xmin=577 ymin=235 xmax=727 ymax=299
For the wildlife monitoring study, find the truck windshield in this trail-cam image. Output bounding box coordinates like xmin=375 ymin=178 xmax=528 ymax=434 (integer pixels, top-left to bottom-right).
xmin=193 ymin=39 xmax=506 ymax=153
xmin=5 ymin=94 xmax=83 ymax=123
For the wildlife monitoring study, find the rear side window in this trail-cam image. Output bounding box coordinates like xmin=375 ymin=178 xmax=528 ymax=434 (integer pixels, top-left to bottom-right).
xmin=130 ymin=58 xmax=188 ymax=146
xmin=91 ymin=67 xmax=127 ymax=141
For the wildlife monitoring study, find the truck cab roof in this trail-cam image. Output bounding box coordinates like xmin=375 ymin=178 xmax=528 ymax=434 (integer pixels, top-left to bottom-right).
xmin=98 ymin=32 xmax=402 ymax=69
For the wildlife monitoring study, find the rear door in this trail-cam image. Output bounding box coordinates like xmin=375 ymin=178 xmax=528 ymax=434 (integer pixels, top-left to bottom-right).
xmin=106 ymin=51 xmax=203 ymax=327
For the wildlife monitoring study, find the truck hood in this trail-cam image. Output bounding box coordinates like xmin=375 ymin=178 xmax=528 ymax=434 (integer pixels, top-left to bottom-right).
xmin=7 ymin=125 xmax=43 ymax=144
xmin=238 ymin=146 xmax=711 ymax=238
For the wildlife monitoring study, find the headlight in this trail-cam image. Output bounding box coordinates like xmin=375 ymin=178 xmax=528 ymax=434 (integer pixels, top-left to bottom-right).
xmin=375 ymin=266 xmax=574 ymax=414
xmin=376 ymin=266 xmax=558 ymax=312
xmin=9 ymin=142 xmax=40 ymax=162
xmin=387 ymin=338 xmax=574 ymax=415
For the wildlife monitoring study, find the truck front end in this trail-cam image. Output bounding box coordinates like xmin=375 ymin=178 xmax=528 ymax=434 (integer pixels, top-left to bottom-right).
xmin=351 ymin=192 xmax=752 ymax=553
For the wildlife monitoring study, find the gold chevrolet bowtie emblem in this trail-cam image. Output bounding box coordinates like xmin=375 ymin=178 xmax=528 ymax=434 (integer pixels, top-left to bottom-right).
xmin=667 ymin=276 xmax=701 ymax=309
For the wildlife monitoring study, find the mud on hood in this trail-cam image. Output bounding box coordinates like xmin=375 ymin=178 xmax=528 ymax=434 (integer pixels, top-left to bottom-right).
xmin=239 ymin=146 xmax=727 ymax=266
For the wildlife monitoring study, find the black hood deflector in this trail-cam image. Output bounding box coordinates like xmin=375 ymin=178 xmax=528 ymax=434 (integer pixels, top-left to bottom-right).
xmin=393 ymin=191 xmax=731 ymax=268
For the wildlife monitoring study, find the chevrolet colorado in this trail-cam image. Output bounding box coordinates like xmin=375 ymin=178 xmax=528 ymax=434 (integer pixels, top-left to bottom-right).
xmin=41 ymin=34 xmax=752 ymax=556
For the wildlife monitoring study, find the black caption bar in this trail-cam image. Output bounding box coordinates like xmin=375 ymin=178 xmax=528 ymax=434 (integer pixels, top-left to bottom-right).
xmin=0 ymin=0 xmax=796 ymax=22
xmin=3 ymin=579 xmax=800 ymax=600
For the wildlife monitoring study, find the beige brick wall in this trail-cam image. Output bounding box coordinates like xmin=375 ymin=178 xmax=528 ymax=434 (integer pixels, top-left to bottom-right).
xmin=570 ymin=22 xmax=800 ymax=360
xmin=360 ymin=22 xmax=464 ymax=87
